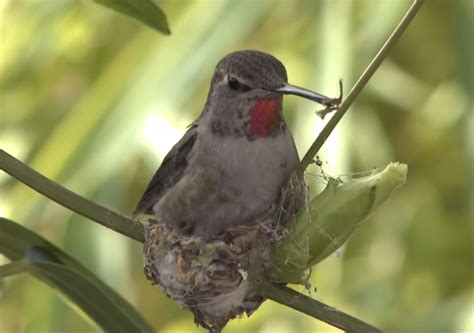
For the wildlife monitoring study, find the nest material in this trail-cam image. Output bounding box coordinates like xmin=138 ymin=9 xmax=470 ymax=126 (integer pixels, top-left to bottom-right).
xmin=143 ymin=176 xmax=306 ymax=332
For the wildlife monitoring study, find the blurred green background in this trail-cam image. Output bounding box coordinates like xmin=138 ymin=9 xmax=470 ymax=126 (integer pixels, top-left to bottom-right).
xmin=0 ymin=0 xmax=472 ymax=332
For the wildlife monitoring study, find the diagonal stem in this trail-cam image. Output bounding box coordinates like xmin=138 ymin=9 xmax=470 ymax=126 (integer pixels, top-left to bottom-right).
xmin=0 ymin=259 xmax=29 ymax=279
xmin=0 ymin=148 xmax=378 ymax=332
xmin=258 ymin=284 xmax=382 ymax=333
xmin=297 ymin=0 xmax=425 ymax=177
xmin=0 ymin=149 xmax=144 ymax=243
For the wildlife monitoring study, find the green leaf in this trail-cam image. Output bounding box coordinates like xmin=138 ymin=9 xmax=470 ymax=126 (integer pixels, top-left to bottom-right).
xmin=269 ymin=162 xmax=408 ymax=283
xmin=0 ymin=218 xmax=154 ymax=332
xmin=94 ymin=0 xmax=170 ymax=34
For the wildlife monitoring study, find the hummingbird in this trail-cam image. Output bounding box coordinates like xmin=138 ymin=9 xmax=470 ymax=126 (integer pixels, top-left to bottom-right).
xmin=134 ymin=50 xmax=340 ymax=332
xmin=133 ymin=50 xmax=338 ymax=238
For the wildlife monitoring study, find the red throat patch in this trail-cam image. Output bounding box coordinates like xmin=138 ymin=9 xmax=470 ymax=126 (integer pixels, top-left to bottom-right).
xmin=248 ymin=99 xmax=282 ymax=138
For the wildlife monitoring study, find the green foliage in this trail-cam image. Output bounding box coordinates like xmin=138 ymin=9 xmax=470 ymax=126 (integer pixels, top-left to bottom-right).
xmin=0 ymin=0 xmax=472 ymax=332
xmin=0 ymin=218 xmax=153 ymax=332
xmin=270 ymin=163 xmax=407 ymax=283
xmin=94 ymin=0 xmax=170 ymax=34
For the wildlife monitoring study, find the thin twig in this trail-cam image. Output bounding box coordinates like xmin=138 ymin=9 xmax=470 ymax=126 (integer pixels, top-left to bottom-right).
xmin=258 ymin=284 xmax=382 ymax=333
xmin=0 ymin=149 xmax=144 ymax=243
xmin=0 ymin=260 xmax=29 ymax=279
xmin=0 ymin=148 xmax=379 ymax=331
xmin=297 ymin=0 xmax=425 ymax=177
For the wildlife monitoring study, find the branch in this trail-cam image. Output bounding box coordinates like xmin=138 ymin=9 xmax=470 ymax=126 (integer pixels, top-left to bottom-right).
xmin=258 ymin=284 xmax=381 ymax=333
xmin=1 ymin=148 xmax=378 ymax=331
xmin=297 ymin=0 xmax=425 ymax=177
xmin=0 ymin=149 xmax=144 ymax=243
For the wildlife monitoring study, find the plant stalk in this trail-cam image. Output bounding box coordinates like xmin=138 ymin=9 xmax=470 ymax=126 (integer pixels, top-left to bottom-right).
xmin=297 ymin=0 xmax=425 ymax=177
xmin=0 ymin=148 xmax=379 ymax=332
xmin=0 ymin=149 xmax=144 ymax=243
xmin=258 ymin=284 xmax=382 ymax=333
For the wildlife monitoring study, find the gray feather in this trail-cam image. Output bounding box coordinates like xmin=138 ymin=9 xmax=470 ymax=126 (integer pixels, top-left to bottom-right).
xmin=133 ymin=123 xmax=198 ymax=216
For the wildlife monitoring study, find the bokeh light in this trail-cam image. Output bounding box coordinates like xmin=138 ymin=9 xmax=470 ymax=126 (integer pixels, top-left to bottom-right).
xmin=0 ymin=0 xmax=472 ymax=332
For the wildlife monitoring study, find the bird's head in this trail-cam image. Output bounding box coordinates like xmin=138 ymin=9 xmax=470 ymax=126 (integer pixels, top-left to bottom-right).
xmin=203 ymin=50 xmax=335 ymax=139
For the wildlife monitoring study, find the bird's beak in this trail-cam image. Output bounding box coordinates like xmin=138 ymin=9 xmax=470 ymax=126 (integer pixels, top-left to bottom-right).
xmin=274 ymin=83 xmax=335 ymax=106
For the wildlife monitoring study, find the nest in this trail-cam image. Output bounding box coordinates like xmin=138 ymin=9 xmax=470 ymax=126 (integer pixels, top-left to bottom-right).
xmin=143 ymin=176 xmax=306 ymax=332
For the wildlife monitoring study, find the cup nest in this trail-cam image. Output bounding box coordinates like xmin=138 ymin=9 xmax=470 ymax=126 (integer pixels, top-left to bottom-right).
xmin=143 ymin=176 xmax=306 ymax=332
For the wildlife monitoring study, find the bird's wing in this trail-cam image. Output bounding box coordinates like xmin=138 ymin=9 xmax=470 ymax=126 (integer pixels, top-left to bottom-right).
xmin=133 ymin=122 xmax=198 ymax=216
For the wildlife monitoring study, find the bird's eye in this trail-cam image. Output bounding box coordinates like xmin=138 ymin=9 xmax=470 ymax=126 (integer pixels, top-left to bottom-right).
xmin=227 ymin=77 xmax=241 ymax=90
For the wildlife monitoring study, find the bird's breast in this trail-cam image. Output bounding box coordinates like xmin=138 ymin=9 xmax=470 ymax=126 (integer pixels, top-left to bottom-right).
xmin=153 ymin=127 xmax=300 ymax=238
xmin=194 ymin=129 xmax=299 ymax=226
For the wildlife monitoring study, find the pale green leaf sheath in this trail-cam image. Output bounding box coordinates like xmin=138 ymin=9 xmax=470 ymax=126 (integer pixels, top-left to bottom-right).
xmin=269 ymin=162 xmax=408 ymax=283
